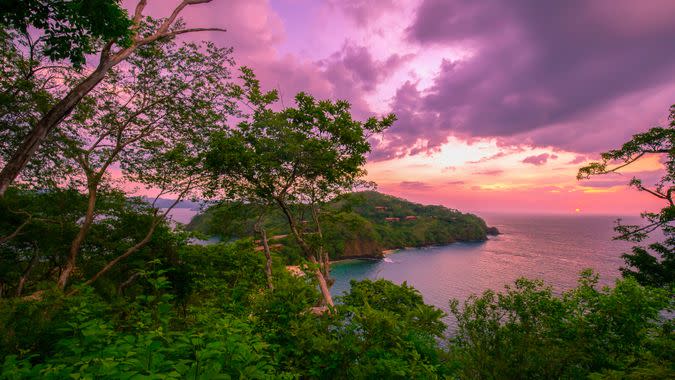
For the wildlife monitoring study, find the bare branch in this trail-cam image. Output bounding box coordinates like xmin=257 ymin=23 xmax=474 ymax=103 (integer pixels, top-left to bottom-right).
xmin=0 ymin=215 xmax=32 ymax=245
xmin=158 ymin=27 xmax=227 ymax=40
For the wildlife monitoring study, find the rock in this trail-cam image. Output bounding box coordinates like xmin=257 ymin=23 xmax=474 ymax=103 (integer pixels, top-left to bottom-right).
xmin=342 ymin=236 xmax=383 ymax=259
xmin=487 ymin=226 xmax=500 ymax=235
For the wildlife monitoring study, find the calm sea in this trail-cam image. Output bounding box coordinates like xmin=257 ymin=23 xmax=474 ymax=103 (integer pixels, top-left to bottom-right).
xmin=330 ymin=213 xmax=646 ymax=330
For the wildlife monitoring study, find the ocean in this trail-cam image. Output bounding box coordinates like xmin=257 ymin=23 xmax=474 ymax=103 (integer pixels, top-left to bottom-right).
xmin=330 ymin=213 xmax=647 ymax=330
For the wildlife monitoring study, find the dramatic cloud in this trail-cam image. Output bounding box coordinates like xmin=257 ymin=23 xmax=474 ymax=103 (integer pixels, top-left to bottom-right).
xmin=374 ymin=0 xmax=675 ymax=158
xmin=117 ymin=0 xmax=671 ymax=214
xmin=522 ymin=153 xmax=557 ymax=166
xmin=321 ymin=43 xmax=412 ymax=93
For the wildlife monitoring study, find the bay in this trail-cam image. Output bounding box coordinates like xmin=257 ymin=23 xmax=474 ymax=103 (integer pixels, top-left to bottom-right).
xmin=330 ymin=213 xmax=645 ymax=331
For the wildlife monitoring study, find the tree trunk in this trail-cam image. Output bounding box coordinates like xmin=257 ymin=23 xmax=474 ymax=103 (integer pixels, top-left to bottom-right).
xmin=310 ymin=204 xmax=331 ymax=282
xmin=259 ymin=227 xmax=274 ymax=290
xmin=309 ymin=255 xmax=334 ymax=307
xmin=0 ymin=59 xmax=113 ymax=196
xmin=57 ymin=185 xmax=98 ymax=289
xmin=16 ymin=252 xmax=38 ymax=297
xmin=276 ymin=198 xmax=334 ymax=307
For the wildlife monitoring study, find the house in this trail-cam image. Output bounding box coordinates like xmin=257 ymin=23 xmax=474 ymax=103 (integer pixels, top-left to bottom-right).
xmin=375 ymin=206 xmax=387 ymax=211
xmin=384 ymin=217 xmax=400 ymax=222
xmin=405 ymin=215 xmax=417 ymax=220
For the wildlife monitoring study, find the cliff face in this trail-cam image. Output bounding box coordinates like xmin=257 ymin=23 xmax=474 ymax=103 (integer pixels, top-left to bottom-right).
xmin=341 ymin=236 xmax=383 ymax=259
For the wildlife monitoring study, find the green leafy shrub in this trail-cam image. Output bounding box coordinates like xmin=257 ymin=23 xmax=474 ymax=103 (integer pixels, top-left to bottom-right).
xmin=449 ymin=270 xmax=673 ymax=379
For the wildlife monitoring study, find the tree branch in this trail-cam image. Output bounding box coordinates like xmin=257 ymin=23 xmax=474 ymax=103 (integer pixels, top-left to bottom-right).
xmin=0 ymin=214 xmax=32 ymax=245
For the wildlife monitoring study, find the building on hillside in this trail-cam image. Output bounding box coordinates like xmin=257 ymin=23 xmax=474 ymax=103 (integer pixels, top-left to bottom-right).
xmin=384 ymin=217 xmax=400 ymax=222
xmin=375 ymin=206 xmax=387 ymax=211
xmin=405 ymin=215 xmax=418 ymax=220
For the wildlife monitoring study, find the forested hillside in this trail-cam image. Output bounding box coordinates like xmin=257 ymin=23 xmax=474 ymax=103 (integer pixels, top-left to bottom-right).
xmin=187 ymin=191 xmax=499 ymax=261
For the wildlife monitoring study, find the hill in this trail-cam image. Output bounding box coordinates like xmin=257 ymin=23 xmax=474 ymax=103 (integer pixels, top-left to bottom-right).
xmin=187 ymin=191 xmax=498 ymax=262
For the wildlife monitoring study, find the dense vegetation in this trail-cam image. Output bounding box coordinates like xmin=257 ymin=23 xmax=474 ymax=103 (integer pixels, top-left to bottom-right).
xmin=1 ymin=221 xmax=671 ymax=378
xmin=188 ymin=191 xmax=498 ymax=262
xmin=0 ymin=2 xmax=672 ymax=378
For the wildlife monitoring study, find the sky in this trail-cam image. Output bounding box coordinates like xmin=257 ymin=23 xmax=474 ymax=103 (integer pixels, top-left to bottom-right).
xmin=131 ymin=0 xmax=674 ymax=215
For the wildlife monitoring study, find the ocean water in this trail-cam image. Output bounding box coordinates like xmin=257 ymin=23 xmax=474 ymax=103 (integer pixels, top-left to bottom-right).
xmin=330 ymin=213 xmax=646 ymax=330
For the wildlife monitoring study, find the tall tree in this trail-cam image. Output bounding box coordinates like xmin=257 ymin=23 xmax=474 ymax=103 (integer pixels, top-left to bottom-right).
xmin=206 ymin=68 xmax=395 ymax=306
xmin=578 ymin=104 xmax=674 ymax=288
xmin=0 ymin=0 xmax=225 ymax=195
xmin=52 ymin=37 xmax=236 ymax=290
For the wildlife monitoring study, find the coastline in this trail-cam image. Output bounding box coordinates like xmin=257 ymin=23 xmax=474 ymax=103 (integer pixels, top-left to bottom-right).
xmin=331 ymin=238 xmax=493 ymax=265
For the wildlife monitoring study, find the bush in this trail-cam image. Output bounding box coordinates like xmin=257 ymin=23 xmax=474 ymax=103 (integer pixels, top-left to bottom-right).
xmin=449 ymin=270 xmax=673 ymax=379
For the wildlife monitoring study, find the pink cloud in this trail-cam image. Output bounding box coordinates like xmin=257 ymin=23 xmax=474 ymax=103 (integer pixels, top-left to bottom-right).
xmin=522 ymin=153 xmax=556 ymax=166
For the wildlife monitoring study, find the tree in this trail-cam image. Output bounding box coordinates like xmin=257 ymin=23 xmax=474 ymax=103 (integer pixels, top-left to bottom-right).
xmin=0 ymin=0 xmax=133 ymax=67
xmin=0 ymin=188 xmax=181 ymax=299
xmin=0 ymin=0 xmax=226 ymax=196
xmin=449 ymin=271 xmax=671 ymax=379
xmin=578 ymin=104 xmax=674 ymax=288
xmin=0 ymin=30 xmax=75 ymax=190
xmin=205 ymin=68 xmax=395 ymax=307
xmin=50 ymin=37 xmax=237 ymax=291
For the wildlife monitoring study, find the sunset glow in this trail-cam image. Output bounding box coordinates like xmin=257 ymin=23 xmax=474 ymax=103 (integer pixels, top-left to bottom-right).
xmin=130 ymin=0 xmax=674 ymax=215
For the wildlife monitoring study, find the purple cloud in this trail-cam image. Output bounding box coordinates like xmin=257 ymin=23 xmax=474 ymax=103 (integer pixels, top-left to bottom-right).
xmin=399 ymin=181 xmax=433 ymax=190
xmin=322 ymin=43 xmax=412 ymax=92
xmin=374 ymin=0 xmax=675 ymax=159
xmin=568 ymin=155 xmax=589 ymax=165
xmin=578 ymin=179 xmax=627 ymax=188
xmin=522 ymin=153 xmax=556 ymax=166
xmin=467 ymin=151 xmax=509 ymax=164
xmin=579 ymin=169 xmax=665 ymax=189
xmin=328 ymin=0 xmax=396 ymax=27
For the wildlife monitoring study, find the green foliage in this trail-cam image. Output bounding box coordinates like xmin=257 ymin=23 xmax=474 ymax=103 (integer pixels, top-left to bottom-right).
xmin=0 ymin=188 xmax=181 ymax=298
xmin=0 ymin=30 xmax=72 ymax=188
xmin=177 ymin=241 xmax=269 ymax=313
xmin=0 ymin=0 xmax=133 ymax=66
xmin=187 ymin=190 xmax=496 ymax=262
xmin=0 ymin=236 xmax=454 ymax=379
xmin=449 ymin=270 xmax=673 ymax=379
xmin=1 ymin=272 xmax=283 ymax=379
xmin=578 ymin=104 xmax=675 ymax=289
xmin=205 ymin=67 xmax=394 ymax=205
xmin=621 ymin=241 xmax=674 ymax=289
xmin=2 ymin=219 xmax=673 ymax=379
